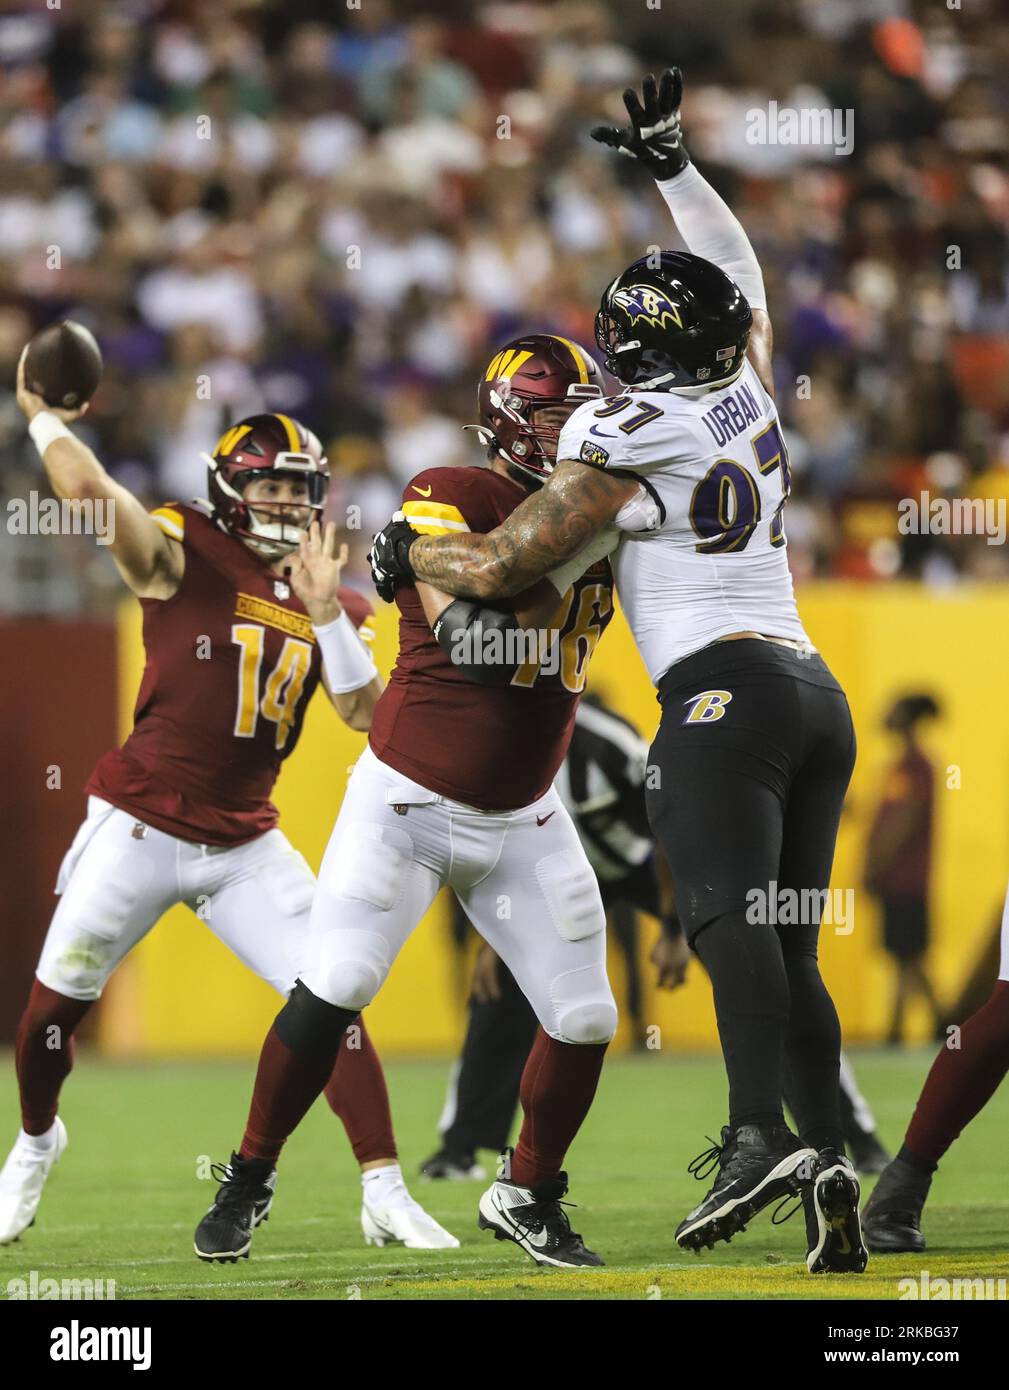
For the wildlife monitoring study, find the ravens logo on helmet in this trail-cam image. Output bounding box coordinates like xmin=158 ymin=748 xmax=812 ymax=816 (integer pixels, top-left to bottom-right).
xmin=596 ymin=252 xmax=752 ymax=392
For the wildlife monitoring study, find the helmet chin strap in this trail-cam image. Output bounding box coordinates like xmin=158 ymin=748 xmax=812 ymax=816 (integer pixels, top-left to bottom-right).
xmin=463 ymin=422 xmax=543 ymax=486
xmin=610 ymin=332 xmax=748 ymax=395
xmin=506 ymin=460 xmax=542 ymax=490
xmin=634 ymin=359 xmax=748 ymax=396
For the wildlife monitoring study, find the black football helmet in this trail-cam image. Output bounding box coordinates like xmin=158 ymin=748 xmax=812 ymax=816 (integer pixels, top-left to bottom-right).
xmin=595 ymin=252 xmax=752 ymax=392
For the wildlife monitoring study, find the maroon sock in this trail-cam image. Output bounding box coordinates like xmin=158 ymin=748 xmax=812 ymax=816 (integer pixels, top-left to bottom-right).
xmin=510 ymin=1029 xmax=608 ymax=1188
xmin=904 ymin=980 xmax=1009 ymax=1167
xmin=322 ymin=1016 xmax=397 ymax=1166
xmin=240 ymin=1022 xmax=339 ymax=1164
xmin=15 ymin=980 xmax=94 ymax=1135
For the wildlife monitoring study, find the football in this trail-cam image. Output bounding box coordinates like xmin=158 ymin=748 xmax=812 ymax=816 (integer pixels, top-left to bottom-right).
xmin=23 ymin=319 xmax=103 ymax=411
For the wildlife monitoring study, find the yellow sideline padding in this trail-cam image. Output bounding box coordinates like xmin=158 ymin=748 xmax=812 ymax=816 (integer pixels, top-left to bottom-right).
xmin=98 ymin=583 xmax=1009 ymax=1057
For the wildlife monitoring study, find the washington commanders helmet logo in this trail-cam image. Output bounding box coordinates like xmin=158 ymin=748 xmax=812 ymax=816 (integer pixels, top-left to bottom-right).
xmin=683 ymin=689 xmax=733 ymax=725
xmin=612 ymin=283 xmax=684 ymax=332
xmin=484 ymin=347 xmax=534 ymax=383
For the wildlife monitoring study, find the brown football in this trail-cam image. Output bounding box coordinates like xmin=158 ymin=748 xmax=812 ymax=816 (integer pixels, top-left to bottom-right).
xmin=23 ymin=320 xmax=103 ymax=411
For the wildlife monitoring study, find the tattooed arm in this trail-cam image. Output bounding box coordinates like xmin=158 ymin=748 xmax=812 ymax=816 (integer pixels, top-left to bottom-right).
xmin=406 ymin=460 xmax=638 ymax=601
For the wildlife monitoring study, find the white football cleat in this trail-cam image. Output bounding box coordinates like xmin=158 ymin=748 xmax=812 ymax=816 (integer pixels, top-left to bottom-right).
xmin=361 ymin=1166 xmax=460 ymax=1249
xmin=0 ymin=1118 xmax=68 ymax=1244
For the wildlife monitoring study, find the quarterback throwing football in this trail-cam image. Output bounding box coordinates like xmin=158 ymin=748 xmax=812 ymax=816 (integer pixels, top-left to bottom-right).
xmin=1 ymin=370 xmax=455 ymax=1255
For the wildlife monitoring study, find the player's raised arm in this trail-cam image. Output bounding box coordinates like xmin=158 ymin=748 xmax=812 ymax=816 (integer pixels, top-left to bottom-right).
xmin=15 ymin=349 xmax=184 ymax=600
xmin=592 ymin=68 xmax=774 ymax=397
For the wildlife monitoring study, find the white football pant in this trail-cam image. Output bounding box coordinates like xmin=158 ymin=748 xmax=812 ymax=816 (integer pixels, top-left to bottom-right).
xmin=301 ymin=747 xmax=618 ymax=1045
xmin=36 ymin=797 xmax=315 ymax=1000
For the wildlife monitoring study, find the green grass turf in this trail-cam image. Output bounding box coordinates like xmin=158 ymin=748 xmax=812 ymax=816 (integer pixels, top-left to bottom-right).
xmin=0 ymin=1048 xmax=1005 ymax=1301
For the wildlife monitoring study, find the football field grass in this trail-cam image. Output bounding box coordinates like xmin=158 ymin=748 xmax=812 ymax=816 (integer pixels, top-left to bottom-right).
xmin=1 ymin=1047 xmax=1006 ymax=1301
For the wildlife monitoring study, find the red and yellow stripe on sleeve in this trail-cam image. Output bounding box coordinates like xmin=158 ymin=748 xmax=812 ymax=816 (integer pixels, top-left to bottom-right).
xmin=150 ymin=505 xmax=185 ymax=541
xmin=401 ymin=499 xmax=469 ymax=537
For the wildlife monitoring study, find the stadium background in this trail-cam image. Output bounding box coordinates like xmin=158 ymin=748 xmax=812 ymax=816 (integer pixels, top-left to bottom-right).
xmin=3 ymin=0 xmax=1009 ymax=1060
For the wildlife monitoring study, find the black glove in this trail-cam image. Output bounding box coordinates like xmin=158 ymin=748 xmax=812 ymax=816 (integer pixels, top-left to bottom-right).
xmin=591 ymin=68 xmax=690 ymax=180
xmin=369 ymin=512 xmax=418 ymax=603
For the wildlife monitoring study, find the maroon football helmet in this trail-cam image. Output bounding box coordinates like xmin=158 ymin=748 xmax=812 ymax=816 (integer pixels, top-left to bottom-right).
xmin=472 ymin=334 xmax=604 ymax=484
xmin=204 ymin=413 xmax=329 ymax=559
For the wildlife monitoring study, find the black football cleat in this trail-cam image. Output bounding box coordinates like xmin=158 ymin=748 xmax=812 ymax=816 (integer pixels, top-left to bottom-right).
xmin=419 ymin=1147 xmax=486 ymax=1181
xmin=676 ymin=1124 xmax=816 ymax=1252
xmin=478 ymin=1169 xmax=603 ymax=1268
xmin=805 ymin=1148 xmax=868 ymax=1273
xmin=194 ymin=1152 xmax=276 ymax=1263
xmin=848 ymin=1130 xmax=892 ymax=1177
xmin=861 ymin=1156 xmax=930 ymax=1254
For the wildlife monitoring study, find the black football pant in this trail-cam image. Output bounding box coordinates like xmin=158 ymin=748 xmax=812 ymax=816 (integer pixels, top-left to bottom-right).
xmin=646 ymin=640 xmax=857 ymax=1152
xmin=438 ymin=861 xmax=659 ymax=1156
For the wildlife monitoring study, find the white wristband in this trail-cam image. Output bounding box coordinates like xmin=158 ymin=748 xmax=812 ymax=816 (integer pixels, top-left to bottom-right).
xmin=313 ymin=610 xmax=378 ymax=694
xmin=29 ymin=411 xmax=75 ymax=459
xmin=654 ymin=165 xmax=767 ymax=311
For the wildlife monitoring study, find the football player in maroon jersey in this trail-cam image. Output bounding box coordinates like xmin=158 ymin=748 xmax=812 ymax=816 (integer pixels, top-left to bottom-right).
xmin=0 ymin=357 xmax=457 ymax=1255
xmin=196 ymin=334 xmax=622 ymax=1269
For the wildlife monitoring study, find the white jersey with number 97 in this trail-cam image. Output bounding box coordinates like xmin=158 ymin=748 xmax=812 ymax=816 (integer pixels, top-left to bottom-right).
xmin=556 ymin=358 xmax=809 ymax=686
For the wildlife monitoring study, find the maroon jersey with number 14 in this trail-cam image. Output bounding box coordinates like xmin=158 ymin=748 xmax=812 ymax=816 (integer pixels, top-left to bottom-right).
xmin=369 ymin=466 xmax=614 ymax=810
xmin=87 ymin=501 xmax=373 ymax=846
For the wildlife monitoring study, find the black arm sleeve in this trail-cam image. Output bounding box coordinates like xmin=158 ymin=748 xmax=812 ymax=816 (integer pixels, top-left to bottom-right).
xmin=432 ymin=599 xmax=524 ymax=687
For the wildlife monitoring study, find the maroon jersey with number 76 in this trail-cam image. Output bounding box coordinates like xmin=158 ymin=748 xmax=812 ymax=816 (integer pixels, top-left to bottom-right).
xmin=369 ymin=466 xmax=614 ymax=810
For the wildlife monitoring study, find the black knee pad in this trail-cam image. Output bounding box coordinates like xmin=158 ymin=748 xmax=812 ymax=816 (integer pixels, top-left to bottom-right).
xmin=274 ymin=980 xmax=359 ymax=1063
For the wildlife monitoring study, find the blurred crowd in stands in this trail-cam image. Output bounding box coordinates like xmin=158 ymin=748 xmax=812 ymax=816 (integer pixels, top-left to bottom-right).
xmin=2 ymin=0 xmax=1009 ymax=611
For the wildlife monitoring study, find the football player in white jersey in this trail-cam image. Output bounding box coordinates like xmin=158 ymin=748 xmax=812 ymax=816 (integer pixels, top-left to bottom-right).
xmin=371 ymin=68 xmax=867 ymax=1275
